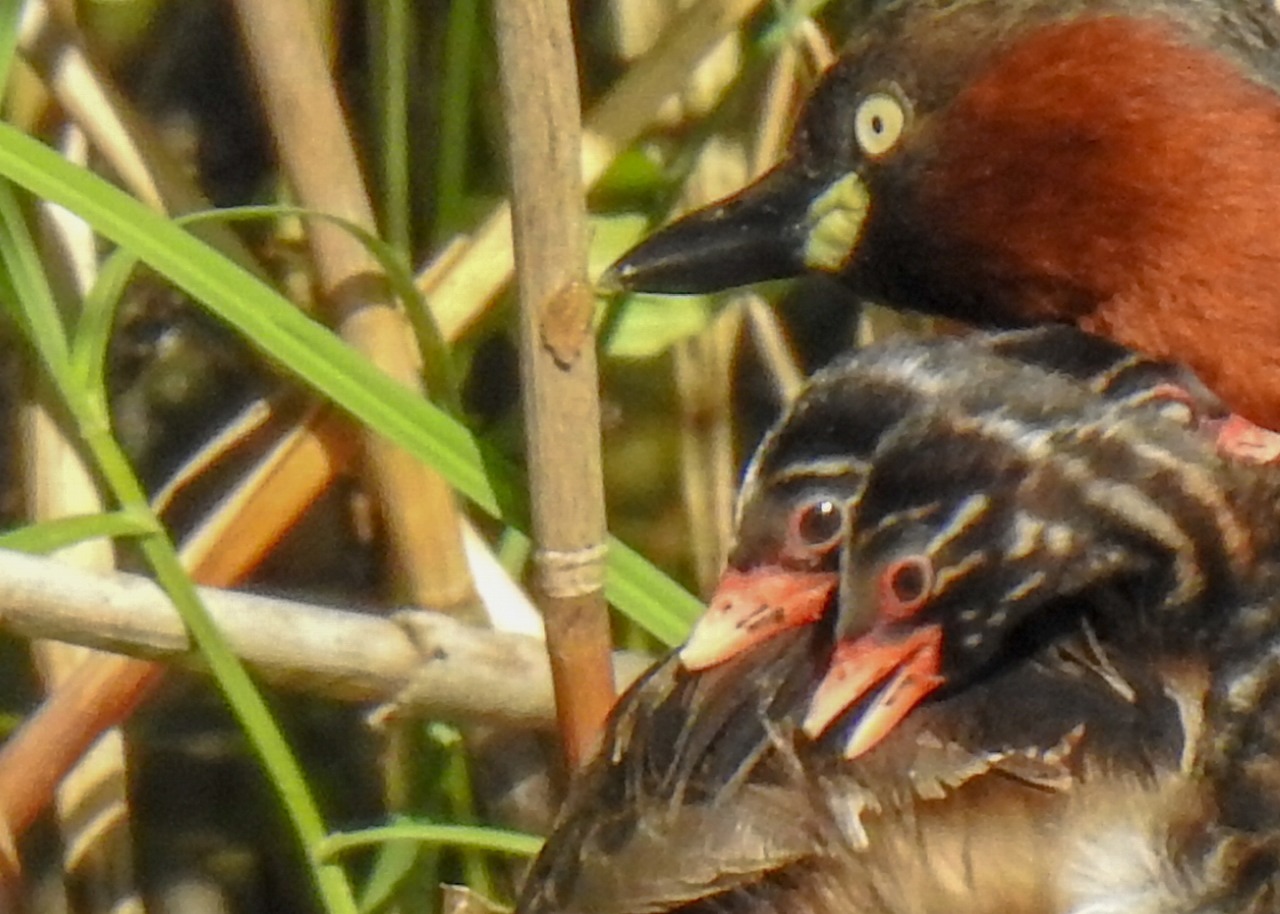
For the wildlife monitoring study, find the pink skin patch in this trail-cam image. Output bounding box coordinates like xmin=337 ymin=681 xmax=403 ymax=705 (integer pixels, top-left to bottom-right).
xmin=679 ymin=566 xmax=837 ymax=671
xmin=1210 ymin=414 xmax=1280 ymax=464
xmin=1146 ymin=382 xmax=1280 ymax=464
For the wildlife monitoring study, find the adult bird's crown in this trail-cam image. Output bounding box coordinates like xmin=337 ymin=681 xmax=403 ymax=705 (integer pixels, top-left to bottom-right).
xmin=604 ymin=0 xmax=1280 ymax=425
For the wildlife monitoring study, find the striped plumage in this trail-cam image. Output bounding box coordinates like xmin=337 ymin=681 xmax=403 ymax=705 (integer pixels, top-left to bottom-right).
xmin=518 ymin=332 xmax=1280 ymax=914
xmin=683 ymin=326 xmax=1263 ymax=672
xmin=793 ymin=339 xmax=1276 ymax=759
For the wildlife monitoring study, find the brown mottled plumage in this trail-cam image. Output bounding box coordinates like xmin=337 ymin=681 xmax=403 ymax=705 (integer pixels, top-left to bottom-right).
xmin=519 ymin=335 xmax=1280 ymax=914
xmin=519 ymin=625 xmax=1202 ymax=914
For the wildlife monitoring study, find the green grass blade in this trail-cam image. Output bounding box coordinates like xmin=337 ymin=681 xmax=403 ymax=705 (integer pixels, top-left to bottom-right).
xmin=318 ymin=822 xmax=543 ymax=861
xmin=434 ymin=0 xmax=481 ymax=244
xmin=0 ymin=182 xmax=71 ymax=371
xmin=369 ymin=0 xmax=412 ymax=252
xmin=0 ymin=1 xmax=22 ymax=93
xmin=0 ymin=510 xmax=159 ymax=554
xmin=75 ymin=204 xmax=464 ymax=413
xmin=0 ymin=123 xmax=702 ymax=642
xmin=0 ymin=165 xmax=360 ymax=912
xmin=356 ymin=835 xmax=422 ymax=914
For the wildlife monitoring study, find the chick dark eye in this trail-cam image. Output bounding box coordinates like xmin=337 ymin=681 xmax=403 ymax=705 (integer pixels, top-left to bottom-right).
xmin=879 ymin=555 xmax=933 ymax=621
xmin=788 ymin=497 xmax=846 ymax=554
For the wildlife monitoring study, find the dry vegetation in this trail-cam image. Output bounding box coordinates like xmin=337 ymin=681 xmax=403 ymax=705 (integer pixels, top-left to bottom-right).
xmin=0 ymin=1 xmax=876 ymax=912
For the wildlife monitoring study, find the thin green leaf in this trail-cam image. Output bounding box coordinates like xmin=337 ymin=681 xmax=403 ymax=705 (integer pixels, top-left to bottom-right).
xmin=72 ymin=237 xmax=139 ymax=405
xmin=369 ymin=0 xmax=412 ymax=252
xmin=429 ymin=722 xmax=495 ymax=896
xmin=434 ymin=0 xmax=482 ymax=244
xmin=0 ymin=509 xmax=159 ymax=554
xmin=125 ymin=488 xmax=360 ymax=913
xmin=0 ymin=124 xmax=702 ymax=642
xmin=318 ymin=823 xmax=543 ymax=862
xmin=608 ymin=540 xmax=694 ymax=644
xmin=74 ymin=203 xmax=464 ymax=414
xmin=0 ymin=181 xmax=71 ymax=371
xmin=0 ymin=143 xmax=358 ymax=914
xmin=357 ymin=835 xmax=422 ymax=914
xmin=0 ymin=0 xmax=23 ymax=94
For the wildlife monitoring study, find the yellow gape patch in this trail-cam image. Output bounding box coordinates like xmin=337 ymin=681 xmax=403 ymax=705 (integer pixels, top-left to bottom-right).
xmin=804 ymin=173 xmax=870 ymax=272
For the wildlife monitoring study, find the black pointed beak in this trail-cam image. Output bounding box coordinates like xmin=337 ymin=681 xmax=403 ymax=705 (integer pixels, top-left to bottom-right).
xmin=601 ymin=163 xmax=865 ymax=295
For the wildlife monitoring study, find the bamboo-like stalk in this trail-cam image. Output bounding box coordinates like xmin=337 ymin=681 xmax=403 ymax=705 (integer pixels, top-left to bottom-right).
xmin=0 ymin=654 xmax=157 ymax=846
xmin=421 ymin=0 xmax=768 ymax=343
xmin=492 ymin=0 xmax=614 ymax=767
xmin=18 ymin=1 xmax=267 ymax=277
xmin=675 ymin=306 xmax=745 ymax=595
xmin=230 ymin=0 xmax=478 ymax=616
xmin=669 ymin=131 xmax=749 ymax=594
xmin=735 ymin=49 xmax=808 ymax=408
xmin=15 ymin=7 xmax=491 ymax=872
xmin=673 ymin=39 xmax=814 ymax=593
xmin=0 ymin=403 xmax=541 ymax=859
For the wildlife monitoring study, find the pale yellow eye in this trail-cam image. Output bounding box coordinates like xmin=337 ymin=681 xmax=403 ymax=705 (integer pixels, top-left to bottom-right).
xmin=854 ymin=92 xmax=906 ymax=158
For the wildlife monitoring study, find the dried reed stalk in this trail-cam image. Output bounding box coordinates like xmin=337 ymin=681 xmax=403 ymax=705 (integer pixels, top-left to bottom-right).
xmin=422 ymin=0 xmax=769 ymax=343
xmin=0 ymin=549 xmax=651 ymax=728
xmin=493 ymin=0 xmax=614 ymax=767
xmin=230 ymin=0 xmax=478 ymax=616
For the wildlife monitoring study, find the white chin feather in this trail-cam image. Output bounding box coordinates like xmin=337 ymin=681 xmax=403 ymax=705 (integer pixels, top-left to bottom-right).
xmin=1060 ymin=824 xmax=1190 ymax=914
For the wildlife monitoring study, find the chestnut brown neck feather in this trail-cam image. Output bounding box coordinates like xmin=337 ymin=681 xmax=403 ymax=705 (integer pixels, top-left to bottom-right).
xmin=918 ymin=16 xmax=1280 ymax=426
